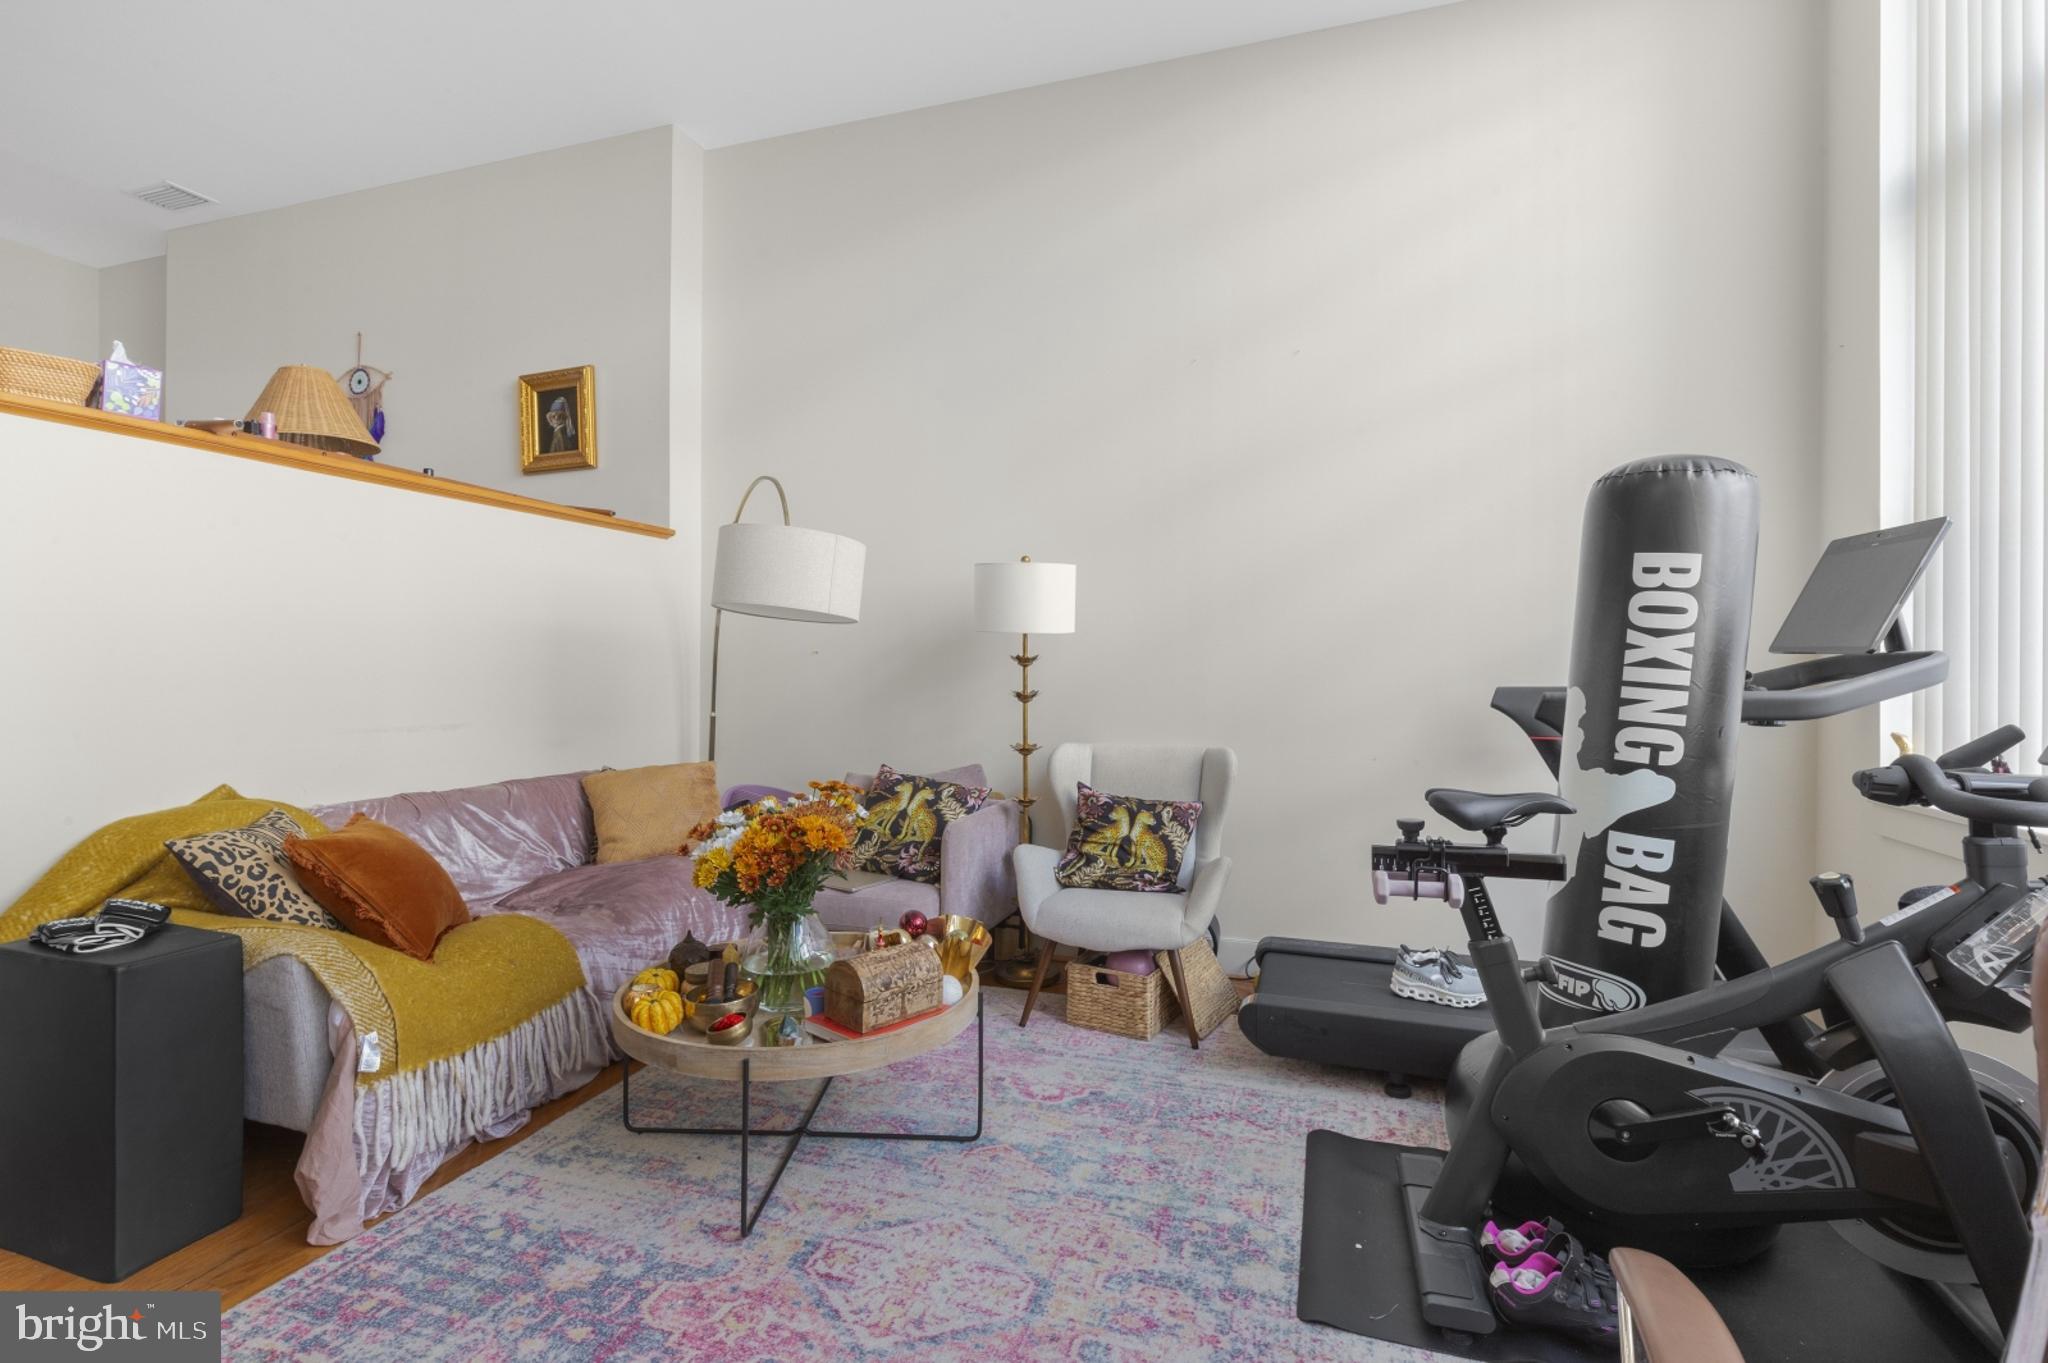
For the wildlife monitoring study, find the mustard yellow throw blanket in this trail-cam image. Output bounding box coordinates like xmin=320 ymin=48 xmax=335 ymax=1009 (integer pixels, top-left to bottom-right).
xmin=0 ymin=786 xmax=588 ymax=1084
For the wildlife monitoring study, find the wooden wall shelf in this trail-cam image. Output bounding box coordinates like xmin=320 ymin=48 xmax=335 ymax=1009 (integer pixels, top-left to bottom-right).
xmin=0 ymin=392 xmax=675 ymax=540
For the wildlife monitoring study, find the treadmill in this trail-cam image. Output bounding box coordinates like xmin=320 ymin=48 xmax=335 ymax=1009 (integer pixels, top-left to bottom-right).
xmin=1239 ymin=518 xmax=1952 ymax=1094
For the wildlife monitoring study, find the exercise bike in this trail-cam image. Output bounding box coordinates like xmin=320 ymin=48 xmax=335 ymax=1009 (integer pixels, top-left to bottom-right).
xmin=1372 ymin=725 xmax=2046 ymax=1349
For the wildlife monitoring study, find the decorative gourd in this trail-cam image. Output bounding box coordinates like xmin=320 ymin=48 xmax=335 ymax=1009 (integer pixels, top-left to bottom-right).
xmin=634 ymin=965 xmax=681 ymax=993
xmin=629 ymin=987 xmax=687 ymax=1035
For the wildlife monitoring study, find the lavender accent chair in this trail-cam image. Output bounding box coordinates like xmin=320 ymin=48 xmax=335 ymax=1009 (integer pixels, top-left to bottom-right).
xmin=816 ymin=764 xmax=1020 ymax=934
xmin=1012 ymin=743 xmax=1235 ymax=1048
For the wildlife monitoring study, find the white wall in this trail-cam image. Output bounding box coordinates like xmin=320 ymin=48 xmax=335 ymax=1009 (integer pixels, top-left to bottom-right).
xmin=165 ymin=128 xmax=687 ymax=526
xmin=0 ymin=237 xmax=99 ymax=361
xmin=704 ymin=0 xmax=1830 ymax=961
xmin=98 ymin=255 xmax=166 ymax=371
xmin=0 ymin=410 xmax=694 ymax=904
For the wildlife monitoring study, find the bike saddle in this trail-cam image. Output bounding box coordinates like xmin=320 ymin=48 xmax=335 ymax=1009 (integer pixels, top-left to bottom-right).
xmin=1425 ymin=788 xmax=1576 ymax=832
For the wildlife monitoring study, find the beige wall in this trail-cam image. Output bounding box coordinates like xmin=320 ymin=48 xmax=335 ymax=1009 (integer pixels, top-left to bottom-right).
xmin=704 ymin=0 xmax=1830 ymax=961
xmin=98 ymin=254 xmax=166 ymax=371
xmin=0 ymin=237 xmax=99 ymax=361
xmin=165 ymin=128 xmax=689 ymax=526
xmin=0 ymin=410 xmax=696 ymax=904
xmin=0 ymin=239 xmax=165 ymax=384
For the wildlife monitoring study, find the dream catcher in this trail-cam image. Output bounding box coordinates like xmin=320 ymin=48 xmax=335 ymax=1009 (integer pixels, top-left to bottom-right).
xmin=339 ymin=333 xmax=391 ymax=446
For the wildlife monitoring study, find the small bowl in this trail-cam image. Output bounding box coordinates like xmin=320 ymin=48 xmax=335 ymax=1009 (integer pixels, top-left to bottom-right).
xmin=687 ymin=982 xmax=758 ymax=1034
xmin=704 ymin=1013 xmax=752 ymax=1046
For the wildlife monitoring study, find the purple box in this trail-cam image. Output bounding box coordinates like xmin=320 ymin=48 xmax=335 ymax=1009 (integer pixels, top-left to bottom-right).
xmin=98 ymin=356 xmax=163 ymax=421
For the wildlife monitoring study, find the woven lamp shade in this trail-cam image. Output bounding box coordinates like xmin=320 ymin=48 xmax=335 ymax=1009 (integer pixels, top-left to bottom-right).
xmin=245 ymin=365 xmax=379 ymax=457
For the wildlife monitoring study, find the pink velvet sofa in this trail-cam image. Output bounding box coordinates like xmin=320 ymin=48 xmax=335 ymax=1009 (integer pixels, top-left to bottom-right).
xmin=249 ymin=763 xmax=1017 ymax=1240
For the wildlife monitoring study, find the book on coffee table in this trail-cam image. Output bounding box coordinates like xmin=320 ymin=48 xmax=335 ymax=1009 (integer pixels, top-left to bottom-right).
xmin=806 ymin=1004 xmax=946 ymax=1042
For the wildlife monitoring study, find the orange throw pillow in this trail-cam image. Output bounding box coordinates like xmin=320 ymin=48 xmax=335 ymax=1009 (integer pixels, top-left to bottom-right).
xmin=583 ymin=761 xmax=721 ymax=863
xmin=285 ymin=814 xmax=471 ymax=961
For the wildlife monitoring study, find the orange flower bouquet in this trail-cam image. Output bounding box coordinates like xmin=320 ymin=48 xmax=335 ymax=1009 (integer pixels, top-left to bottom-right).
xmin=687 ymin=781 xmax=865 ymax=1019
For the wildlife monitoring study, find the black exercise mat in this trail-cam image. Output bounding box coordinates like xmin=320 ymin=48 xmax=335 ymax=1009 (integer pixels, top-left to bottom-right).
xmin=1298 ymin=1130 xmax=1993 ymax=1362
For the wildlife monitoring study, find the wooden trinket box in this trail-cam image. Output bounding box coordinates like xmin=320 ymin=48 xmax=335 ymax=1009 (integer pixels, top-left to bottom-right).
xmin=825 ymin=941 xmax=944 ymax=1033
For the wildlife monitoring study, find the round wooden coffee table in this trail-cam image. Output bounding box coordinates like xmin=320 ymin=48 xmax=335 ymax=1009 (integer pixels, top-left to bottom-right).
xmin=609 ymin=976 xmax=985 ymax=1236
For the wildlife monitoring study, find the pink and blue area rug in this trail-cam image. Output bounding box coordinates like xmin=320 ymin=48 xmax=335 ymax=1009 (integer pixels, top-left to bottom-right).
xmin=224 ymin=989 xmax=1445 ymax=1361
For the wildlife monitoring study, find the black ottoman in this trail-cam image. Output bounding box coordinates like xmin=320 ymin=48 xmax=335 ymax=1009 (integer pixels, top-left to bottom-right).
xmin=0 ymin=923 xmax=243 ymax=1281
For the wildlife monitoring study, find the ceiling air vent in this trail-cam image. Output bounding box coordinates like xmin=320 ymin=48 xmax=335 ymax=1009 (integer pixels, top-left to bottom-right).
xmin=127 ymin=180 xmax=214 ymax=212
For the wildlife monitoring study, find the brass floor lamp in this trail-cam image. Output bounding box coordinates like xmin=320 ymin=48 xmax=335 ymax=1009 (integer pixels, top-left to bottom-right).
xmin=974 ymin=557 xmax=1077 ymax=986
xmin=708 ymin=476 xmax=865 ymax=760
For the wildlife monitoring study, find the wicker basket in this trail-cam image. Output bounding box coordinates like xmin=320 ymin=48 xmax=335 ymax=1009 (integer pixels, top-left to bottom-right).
xmin=1157 ymin=937 xmax=1240 ymax=1041
xmin=0 ymin=347 xmax=100 ymax=405
xmin=1066 ymin=959 xmax=1180 ymax=1040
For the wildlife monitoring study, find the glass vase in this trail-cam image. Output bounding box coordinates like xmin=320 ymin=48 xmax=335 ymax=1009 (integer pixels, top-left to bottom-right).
xmin=743 ymin=909 xmax=834 ymax=1021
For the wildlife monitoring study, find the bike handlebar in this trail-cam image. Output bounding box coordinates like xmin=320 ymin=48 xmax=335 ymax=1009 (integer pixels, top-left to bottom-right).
xmin=1936 ymin=723 xmax=2030 ymax=771
xmin=1857 ymin=750 xmax=2048 ymax=827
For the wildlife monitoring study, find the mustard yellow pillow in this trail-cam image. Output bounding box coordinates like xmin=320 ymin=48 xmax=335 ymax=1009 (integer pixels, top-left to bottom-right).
xmin=583 ymin=762 xmax=720 ymax=864
xmin=0 ymin=786 xmax=327 ymax=942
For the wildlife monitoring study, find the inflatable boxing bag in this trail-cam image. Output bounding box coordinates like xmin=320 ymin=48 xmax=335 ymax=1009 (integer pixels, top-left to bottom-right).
xmin=1539 ymin=456 xmax=1758 ymax=1023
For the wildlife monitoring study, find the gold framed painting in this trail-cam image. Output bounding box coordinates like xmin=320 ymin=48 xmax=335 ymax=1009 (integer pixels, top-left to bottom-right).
xmin=518 ymin=366 xmax=597 ymax=473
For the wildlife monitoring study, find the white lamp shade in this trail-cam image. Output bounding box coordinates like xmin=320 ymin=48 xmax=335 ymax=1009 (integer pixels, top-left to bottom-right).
xmin=713 ymin=523 xmax=865 ymax=623
xmin=974 ymin=560 xmax=1076 ymax=634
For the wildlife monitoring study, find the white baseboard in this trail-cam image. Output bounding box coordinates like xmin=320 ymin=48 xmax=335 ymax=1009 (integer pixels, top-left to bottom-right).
xmin=1216 ymin=934 xmax=1257 ymax=975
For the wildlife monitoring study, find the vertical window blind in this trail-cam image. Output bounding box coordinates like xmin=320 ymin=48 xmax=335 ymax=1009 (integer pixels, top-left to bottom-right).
xmin=1902 ymin=0 xmax=2047 ymax=768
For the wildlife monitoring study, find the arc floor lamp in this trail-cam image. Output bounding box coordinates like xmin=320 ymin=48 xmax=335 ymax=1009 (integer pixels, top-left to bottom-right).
xmin=708 ymin=476 xmax=865 ymax=761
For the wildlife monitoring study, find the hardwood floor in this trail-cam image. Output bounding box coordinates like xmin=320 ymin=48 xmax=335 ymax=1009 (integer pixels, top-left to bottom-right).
xmin=0 ymin=1064 xmax=628 ymax=1309
xmin=0 ymin=968 xmax=1258 ymax=1308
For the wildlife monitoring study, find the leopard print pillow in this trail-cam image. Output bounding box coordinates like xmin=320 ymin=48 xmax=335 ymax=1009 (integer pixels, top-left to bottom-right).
xmin=851 ymin=765 xmax=991 ymax=884
xmin=1053 ymin=783 xmax=1202 ymax=893
xmin=166 ymin=809 xmax=343 ymax=931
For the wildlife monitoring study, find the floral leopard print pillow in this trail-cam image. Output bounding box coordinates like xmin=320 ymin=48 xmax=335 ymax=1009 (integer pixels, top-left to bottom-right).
xmin=851 ymin=765 xmax=991 ymax=884
xmin=1053 ymin=783 xmax=1202 ymax=893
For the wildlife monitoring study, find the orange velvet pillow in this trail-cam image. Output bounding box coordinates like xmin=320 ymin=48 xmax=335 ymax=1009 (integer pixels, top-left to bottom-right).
xmin=284 ymin=814 xmax=470 ymax=961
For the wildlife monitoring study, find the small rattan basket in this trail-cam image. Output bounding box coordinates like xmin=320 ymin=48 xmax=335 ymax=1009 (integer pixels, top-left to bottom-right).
xmin=0 ymin=347 xmax=100 ymax=405
xmin=1065 ymin=959 xmax=1179 ymax=1040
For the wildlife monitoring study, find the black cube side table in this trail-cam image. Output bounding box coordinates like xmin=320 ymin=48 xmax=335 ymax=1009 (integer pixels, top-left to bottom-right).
xmin=0 ymin=924 xmax=243 ymax=1281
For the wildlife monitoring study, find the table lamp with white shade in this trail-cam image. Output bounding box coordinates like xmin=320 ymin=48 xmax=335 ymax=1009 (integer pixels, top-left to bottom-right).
xmin=708 ymin=476 xmax=865 ymax=760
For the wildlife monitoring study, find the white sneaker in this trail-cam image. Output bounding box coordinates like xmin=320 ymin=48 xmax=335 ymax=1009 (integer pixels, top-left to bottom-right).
xmin=1390 ymin=945 xmax=1487 ymax=1008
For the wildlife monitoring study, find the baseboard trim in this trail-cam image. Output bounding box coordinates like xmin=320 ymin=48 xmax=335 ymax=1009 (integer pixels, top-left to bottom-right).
xmin=1216 ymin=935 xmax=1256 ymax=975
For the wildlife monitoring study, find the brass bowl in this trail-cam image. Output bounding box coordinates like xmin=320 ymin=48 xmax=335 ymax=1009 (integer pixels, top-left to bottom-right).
xmin=923 ymin=915 xmax=992 ymax=982
xmin=704 ymin=1013 xmax=752 ymax=1046
xmin=687 ymin=981 xmax=758 ymax=1034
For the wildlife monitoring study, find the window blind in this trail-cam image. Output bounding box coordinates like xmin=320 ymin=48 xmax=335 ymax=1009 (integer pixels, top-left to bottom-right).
xmin=1903 ymin=0 xmax=2047 ymax=768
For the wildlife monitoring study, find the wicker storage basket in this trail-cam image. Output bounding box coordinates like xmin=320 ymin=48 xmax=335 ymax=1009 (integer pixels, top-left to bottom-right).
xmin=1157 ymin=937 xmax=1240 ymax=1041
xmin=1066 ymin=959 xmax=1179 ymax=1040
xmin=0 ymin=347 xmax=100 ymax=405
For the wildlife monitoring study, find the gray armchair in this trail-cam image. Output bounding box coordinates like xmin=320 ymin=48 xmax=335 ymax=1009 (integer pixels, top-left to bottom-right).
xmin=1011 ymin=742 xmax=1235 ymax=1047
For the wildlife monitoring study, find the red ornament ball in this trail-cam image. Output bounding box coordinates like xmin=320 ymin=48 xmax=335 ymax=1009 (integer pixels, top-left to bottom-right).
xmin=900 ymin=910 xmax=929 ymax=937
